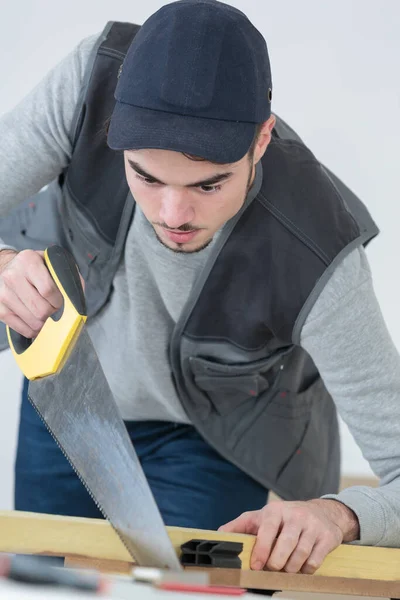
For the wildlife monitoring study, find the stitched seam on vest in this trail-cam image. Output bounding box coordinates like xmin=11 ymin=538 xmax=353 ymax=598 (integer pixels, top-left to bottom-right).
xmin=257 ymin=193 xmax=330 ymax=265
xmin=183 ymin=331 xmax=276 ymax=353
xmin=109 ymin=193 xmax=134 ymax=264
xmin=271 ymin=140 xmax=361 ymax=234
xmin=71 ymin=25 xmax=113 ymax=151
xmin=98 ymin=47 xmax=126 ymax=60
xmin=292 ymin=232 xmax=374 ymax=345
xmin=270 ymin=139 xmax=361 ymax=234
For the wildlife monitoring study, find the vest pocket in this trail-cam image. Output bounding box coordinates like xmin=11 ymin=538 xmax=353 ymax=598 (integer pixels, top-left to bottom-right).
xmin=263 ymin=378 xmax=318 ymax=419
xmin=189 ymin=353 xmax=285 ymax=416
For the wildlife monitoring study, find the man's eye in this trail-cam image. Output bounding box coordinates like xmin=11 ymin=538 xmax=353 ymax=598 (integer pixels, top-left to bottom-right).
xmin=137 ymin=174 xmax=157 ymax=185
xmin=200 ymin=184 xmax=222 ymax=193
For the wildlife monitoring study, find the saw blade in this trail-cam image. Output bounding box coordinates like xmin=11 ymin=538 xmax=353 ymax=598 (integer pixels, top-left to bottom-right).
xmin=28 ymin=327 xmax=182 ymax=570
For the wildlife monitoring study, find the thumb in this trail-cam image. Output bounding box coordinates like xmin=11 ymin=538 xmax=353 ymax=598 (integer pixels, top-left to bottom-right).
xmin=218 ymin=510 xmax=261 ymax=535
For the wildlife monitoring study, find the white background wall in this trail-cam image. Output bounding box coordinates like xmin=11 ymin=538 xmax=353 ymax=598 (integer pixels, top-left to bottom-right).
xmin=0 ymin=0 xmax=399 ymax=508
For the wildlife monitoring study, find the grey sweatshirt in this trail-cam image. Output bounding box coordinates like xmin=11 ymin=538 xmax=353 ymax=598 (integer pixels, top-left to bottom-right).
xmin=1 ymin=33 xmax=400 ymax=548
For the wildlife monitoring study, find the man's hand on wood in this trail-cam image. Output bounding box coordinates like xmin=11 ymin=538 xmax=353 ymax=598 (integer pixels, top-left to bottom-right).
xmin=219 ymin=498 xmax=360 ymax=574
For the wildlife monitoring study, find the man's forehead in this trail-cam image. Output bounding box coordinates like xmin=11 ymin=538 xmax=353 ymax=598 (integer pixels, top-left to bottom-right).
xmin=124 ymin=148 xmax=242 ymax=185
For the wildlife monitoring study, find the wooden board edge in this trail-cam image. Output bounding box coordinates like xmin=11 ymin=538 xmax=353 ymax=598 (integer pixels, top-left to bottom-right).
xmin=64 ymin=556 xmax=134 ymax=575
xmin=207 ymin=569 xmax=400 ymax=598
xmin=0 ymin=511 xmax=254 ymax=568
xmin=2 ymin=511 xmax=400 ymax=585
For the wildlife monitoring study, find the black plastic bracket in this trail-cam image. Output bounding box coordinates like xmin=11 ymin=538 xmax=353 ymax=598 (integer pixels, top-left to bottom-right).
xmin=180 ymin=539 xmax=243 ymax=569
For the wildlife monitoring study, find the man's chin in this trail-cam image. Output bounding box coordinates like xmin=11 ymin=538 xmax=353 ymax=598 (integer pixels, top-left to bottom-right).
xmin=155 ymin=231 xmax=213 ymax=254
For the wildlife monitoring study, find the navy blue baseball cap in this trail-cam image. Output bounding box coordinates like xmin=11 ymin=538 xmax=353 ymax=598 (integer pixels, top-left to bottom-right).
xmin=108 ymin=0 xmax=272 ymax=163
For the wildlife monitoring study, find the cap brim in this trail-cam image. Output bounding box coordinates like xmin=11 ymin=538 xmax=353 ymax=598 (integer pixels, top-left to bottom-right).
xmin=107 ymin=102 xmax=256 ymax=164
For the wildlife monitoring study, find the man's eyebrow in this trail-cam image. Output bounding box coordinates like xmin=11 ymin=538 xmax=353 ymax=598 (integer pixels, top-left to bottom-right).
xmin=128 ymin=160 xmax=233 ymax=187
xmin=128 ymin=160 xmax=164 ymax=183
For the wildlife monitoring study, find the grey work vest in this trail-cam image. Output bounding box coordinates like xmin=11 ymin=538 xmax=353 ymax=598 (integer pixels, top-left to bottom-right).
xmin=0 ymin=22 xmax=379 ymax=500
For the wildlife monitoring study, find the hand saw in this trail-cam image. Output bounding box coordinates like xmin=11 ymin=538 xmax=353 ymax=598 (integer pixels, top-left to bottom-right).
xmin=7 ymin=245 xmax=181 ymax=570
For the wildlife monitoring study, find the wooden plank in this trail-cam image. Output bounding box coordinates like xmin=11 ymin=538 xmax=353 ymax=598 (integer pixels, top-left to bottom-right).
xmin=0 ymin=511 xmax=254 ymax=568
xmin=64 ymin=556 xmax=133 ymax=574
xmin=316 ymin=544 xmax=400 ymax=580
xmin=206 ymin=569 xmax=400 ymax=599
xmin=1 ymin=510 xmax=400 ymax=586
xmin=0 ymin=510 xmax=132 ymax=562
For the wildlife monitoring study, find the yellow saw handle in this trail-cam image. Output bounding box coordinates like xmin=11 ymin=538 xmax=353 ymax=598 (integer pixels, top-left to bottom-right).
xmin=7 ymin=246 xmax=87 ymax=380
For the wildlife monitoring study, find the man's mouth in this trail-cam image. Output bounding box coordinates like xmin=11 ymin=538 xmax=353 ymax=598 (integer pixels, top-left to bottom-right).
xmin=161 ymin=228 xmax=200 ymax=244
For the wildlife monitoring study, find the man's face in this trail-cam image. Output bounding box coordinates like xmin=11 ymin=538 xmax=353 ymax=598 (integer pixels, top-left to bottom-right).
xmin=124 ymin=148 xmax=254 ymax=253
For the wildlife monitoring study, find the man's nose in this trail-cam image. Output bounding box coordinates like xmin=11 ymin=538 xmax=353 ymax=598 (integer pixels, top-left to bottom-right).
xmin=159 ymin=188 xmax=195 ymax=229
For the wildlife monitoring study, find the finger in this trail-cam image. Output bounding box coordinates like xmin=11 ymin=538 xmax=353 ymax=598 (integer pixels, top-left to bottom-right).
xmin=2 ymin=311 xmax=38 ymax=339
xmin=219 ymin=510 xmax=262 ymax=536
xmin=27 ymin=266 xmax=63 ymax=311
xmin=251 ymin=510 xmax=282 ymax=570
xmin=2 ymin=250 xmax=62 ymax=314
xmin=14 ymin=276 xmax=59 ymax=322
xmin=32 ymin=249 xmax=84 ymax=296
xmin=21 ymin=252 xmax=63 ymax=310
xmin=266 ymin=522 xmax=302 ymax=572
xmin=301 ymin=538 xmax=337 ymax=575
xmin=282 ymin=531 xmax=315 ymax=573
xmin=1 ymin=288 xmax=45 ymax=335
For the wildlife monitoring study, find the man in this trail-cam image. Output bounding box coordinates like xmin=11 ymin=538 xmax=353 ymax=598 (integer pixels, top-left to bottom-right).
xmin=0 ymin=0 xmax=399 ymax=576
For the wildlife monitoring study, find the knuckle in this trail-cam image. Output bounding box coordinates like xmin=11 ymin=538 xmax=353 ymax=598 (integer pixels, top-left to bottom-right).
xmin=40 ymin=281 xmax=57 ymax=299
xmin=243 ymin=511 xmax=257 ymax=523
xmin=1 ymin=268 xmax=15 ymax=286
xmin=305 ymin=558 xmax=320 ymax=572
xmin=53 ymin=294 xmax=64 ymax=309
xmin=5 ymin=315 xmax=34 ymax=338
xmin=304 ymin=524 xmax=319 ymax=539
xmin=0 ymin=307 xmax=11 ymax=321
xmin=284 ymin=562 xmax=300 ymax=574
xmin=282 ymin=531 xmax=299 ymax=545
xmin=260 ymin=506 xmax=273 ymax=520
xmin=301 ymin=565 xmax=315 ymax=575
xmin=296 ymin=544 xmax=311 ymax=559
xmin=266 ymin=558 xmax=284 ymax=571
xmin=264 ymin=502 xmax=280 ymax=514
xmin=294 ymin=507 xmax=309 ymax=520
xmin=283 ymin=520 xmax=300 ymax=533
xmin=19 ymin=249 xmax=39 ymax=264
xmin=30 ymin=316 xmax=44 ymax=331
xmin=261 ymin=505 xmax=282 ymax=525
xmin=35 ymin=305 xmax=51 ymax=322
xmin=284 ymin=508 xmax=304 ymax=524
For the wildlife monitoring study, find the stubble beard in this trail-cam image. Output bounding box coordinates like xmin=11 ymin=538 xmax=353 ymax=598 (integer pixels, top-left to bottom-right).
xmin=154 ymin=231 xmax=214 ymax=254
xmin=152 ymin=161 xmax=255 ymax=255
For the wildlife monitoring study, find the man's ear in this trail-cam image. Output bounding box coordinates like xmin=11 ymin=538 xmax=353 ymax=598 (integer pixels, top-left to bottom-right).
xmin=253 ymin=115 xmax=276 ymax=163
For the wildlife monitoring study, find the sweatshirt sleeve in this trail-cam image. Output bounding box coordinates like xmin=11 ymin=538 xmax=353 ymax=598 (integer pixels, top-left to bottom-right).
xmin=300 ymin=246 xmax=400 ymax=547
xmin=0 ymin=33 xmax=99 ymax=250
